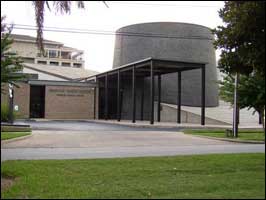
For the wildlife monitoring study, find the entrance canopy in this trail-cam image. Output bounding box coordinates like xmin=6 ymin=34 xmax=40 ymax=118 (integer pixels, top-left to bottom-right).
xmin=96 ymin=57 xmax=205 ymax=78
xmin=88 ymin=57 xmax=207 ymax=125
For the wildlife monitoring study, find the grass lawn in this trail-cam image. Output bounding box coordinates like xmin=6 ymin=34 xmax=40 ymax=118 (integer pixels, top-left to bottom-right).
xmin=184 ymin=129 xmax=265 ymax=141
xmin=1 ymin=153 xmax=265 ymax=199
xmin=1 ymin=132 xmax=31 ymax=140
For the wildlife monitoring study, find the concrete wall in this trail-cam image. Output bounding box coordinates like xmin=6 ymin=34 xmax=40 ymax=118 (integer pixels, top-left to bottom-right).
xmin=113 ymin=22 xmax=219 ymax=107
xmin=23 ymin=67 xmax=68 ymax=81
xmin=154 ymin=102 xmax=230 ymax=125
xmin=45 ymin=85 xmax=95 ymax=119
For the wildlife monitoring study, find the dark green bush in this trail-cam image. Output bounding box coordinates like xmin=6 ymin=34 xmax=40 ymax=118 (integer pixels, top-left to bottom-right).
xmin=1 ymin=103 xmax=17 ymax=122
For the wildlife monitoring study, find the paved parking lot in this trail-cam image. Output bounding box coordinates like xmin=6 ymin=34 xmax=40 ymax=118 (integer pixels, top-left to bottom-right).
xmin=1 ymin=120 xmax=265 ymax=161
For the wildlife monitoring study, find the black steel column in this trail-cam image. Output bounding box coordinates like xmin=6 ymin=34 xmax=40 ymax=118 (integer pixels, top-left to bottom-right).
xmin=201 ymin=66 xmax=205 ymax=125
xmin=104 ymin=74 xmax=108 ymax=120
xmin=93 ymin=86 xmax=96 ymax=119
xmin=177 ymin=71 xmax=181 ymax=123
xmin=132 ymin=66 xmax=136 ymax=123
xmin=150 ymin=61 xmax=154 ymax=124
xmin=140 ymin=77 xmax=144 ymax=121
xmin=259 ymin=112 xmax=262 ymax=124
xmin=157 ymin=75 xmax=161 ymax=122
xmin=117 ymin=70 xmax=120 ymax=121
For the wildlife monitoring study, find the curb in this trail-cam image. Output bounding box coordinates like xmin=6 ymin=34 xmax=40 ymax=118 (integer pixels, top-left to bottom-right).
xmin=188 ymin=134 xmax=265 ymax=144
xmin=1 ymin=134 xmax=33 ymax=144
xmin=84 ymin=120 xmax=233 ymax=129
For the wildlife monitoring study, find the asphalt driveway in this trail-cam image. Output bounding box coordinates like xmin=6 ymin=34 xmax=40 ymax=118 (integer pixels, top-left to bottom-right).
xmin=1 ymin=120 xmax=265 ymax=161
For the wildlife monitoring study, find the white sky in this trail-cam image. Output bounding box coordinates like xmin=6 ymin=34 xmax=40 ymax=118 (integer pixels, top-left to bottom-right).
xmin=1 ymin=1 xmax=224 ymax=73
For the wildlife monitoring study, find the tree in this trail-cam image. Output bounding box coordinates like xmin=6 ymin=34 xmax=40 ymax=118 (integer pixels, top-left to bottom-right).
xmin=219 ymin=73 xmax=265 ymax=130
xmin=213 ymin=1 xmax=265 ymax=135
xmin=1 ymin=16 xmax=24 ymax=94
xmin=213 ymin=1 xmax=265 ymax=75
xmin=32 ymin=1 xmax=109 ymax=52
xmin=32 ymin=1 xmax=85 ymax=52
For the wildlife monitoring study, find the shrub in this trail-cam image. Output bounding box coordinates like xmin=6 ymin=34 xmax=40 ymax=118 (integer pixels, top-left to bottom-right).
xmin=1 ymin=103 xmax=17 ymax=122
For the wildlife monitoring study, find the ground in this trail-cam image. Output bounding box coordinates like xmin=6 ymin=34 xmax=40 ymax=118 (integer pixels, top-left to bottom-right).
xmin=1 ymin=120 xmax=265 ymax=199
xmin=1 ymin=120 xmax=265 ymax=161
xmin=1 ymin=153 xmax=265 ymax=199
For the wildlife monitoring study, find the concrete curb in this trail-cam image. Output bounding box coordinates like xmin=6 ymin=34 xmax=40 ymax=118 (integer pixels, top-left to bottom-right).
xmin=1 ymin=134 xmax=33 ymax=144
xmin=84 ymin=120 xmax=234 ymax=129
xmin=188 ymin=134 xmax=265 ymax=144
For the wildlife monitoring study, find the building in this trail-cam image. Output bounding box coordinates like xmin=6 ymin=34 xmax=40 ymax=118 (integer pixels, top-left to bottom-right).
xmin=1 ymin=34 xmax=98 ymax=119
xmin=10 ymin=34 xmax=85 ymax=68
xmin=4 ymin=23 xmax=258 ymax=125
xmin=84 ymin=22 xmax=219 ymax=125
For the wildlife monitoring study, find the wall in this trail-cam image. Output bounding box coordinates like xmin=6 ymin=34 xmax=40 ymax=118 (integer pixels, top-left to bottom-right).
xmin=45 ymin=85 xmax=95 ymax=119
xmin=23 ymin=67 xmax=67 ymax=81
xmin=13 ymin=83 xmax=30 ymax=118
xmin=10 ymin=41 xmax=38 ymax=58
xmin=1 ymin=83 xmax=30 ymax=119
xmin=113 ymin=22 xmax=219 ymax=107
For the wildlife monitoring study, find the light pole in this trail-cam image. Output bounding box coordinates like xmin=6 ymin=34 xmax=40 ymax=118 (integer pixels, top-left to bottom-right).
xmin=233 ymin=73 xmax=239 ymax=138
xmin=8 ymin=83 xmax=14 ymax=124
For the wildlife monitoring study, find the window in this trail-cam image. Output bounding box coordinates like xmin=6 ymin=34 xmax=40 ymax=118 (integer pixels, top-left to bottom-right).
xmin=73 ymin=63 xmax=82 ymax=68
xmin=37 ymin=60 xmax=47 ymax=65
xmin=62 ymin=62 xmax=70 ymax=67
xmin=50 ymin=61 xmax=59 ymax=66
xmin=22 ymin=58 xmax=34 ymax=63
xmin=48 ymin=50 xmax=57 ymax=58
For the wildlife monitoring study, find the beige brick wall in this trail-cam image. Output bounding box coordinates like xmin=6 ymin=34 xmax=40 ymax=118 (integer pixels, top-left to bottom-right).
xmin=1 ymin=83 xmax=30 ymax=119
xmin=13 ymin=83 xmax=30 ymax=118
xmin=45 ymin=85 xmax=95 ymax=119
xmin=10 ymin=42 xmax=38 ymax=58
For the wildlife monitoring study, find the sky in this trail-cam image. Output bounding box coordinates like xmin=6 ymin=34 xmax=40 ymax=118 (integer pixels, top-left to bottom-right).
xmin=1 ymin=1 xmax=225 ymax=73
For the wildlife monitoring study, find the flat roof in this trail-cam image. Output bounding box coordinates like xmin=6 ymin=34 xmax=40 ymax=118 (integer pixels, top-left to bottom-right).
xmin=28 ymin=80 xmax=96 ymax=87
xmin=83 ymin=57 xmax=207 ymax=81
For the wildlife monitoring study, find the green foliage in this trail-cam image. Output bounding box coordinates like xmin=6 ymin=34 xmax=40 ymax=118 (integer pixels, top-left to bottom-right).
xmin=1 ymin=16 xmax=25 ymax=94
xmin=219 ymin=73 xmax=265 ymax=114
xmin=213 ymin=1 xmax=265 ymax=75
xmin=1 ymin=103 xmax=9 ymax=122
xmin=0 ymin=103 xmax=17 ymax=122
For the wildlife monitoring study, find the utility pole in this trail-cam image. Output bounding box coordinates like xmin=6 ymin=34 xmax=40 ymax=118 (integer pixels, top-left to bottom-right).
xmin=233 ymin=72 xmax=239 ymax=137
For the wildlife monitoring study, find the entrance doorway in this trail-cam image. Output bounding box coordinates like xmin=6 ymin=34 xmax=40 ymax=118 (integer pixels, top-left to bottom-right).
xmin=30 ymin=85 xmax=45 ymax=118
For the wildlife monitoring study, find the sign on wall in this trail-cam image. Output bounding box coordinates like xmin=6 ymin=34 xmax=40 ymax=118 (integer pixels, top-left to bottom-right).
xmin=48 ymin=88 xmax=92 ymax=97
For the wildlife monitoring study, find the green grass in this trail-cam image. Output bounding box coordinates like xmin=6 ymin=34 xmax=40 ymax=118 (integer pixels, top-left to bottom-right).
xmin=1 ymin=125 xmax=32 ymax=132
xmin=1 ymin=132 xmax=31 ymax=140
xmin=1 ymin=153 xmax=265 ymax=199
xmin=184 ymin=129 xmax=265 ymax=141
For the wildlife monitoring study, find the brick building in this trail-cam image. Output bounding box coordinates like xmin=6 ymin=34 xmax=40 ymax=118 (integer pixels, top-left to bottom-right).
xmin=2 ymin=34 xmax=98 ymax=119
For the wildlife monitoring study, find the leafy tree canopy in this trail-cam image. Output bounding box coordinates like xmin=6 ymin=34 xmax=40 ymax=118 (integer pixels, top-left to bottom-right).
xmin=1 ymin=16 xmax=24 ymax=94
xmin=219 ymin=73 xmax=265 ymax=115
xmin=213 ymin=1 xmax=265 ymax=75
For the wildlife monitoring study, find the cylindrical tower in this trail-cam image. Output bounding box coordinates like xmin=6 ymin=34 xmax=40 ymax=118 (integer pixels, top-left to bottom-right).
xmin=113 ymin=22 xmax=218 ymax=107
